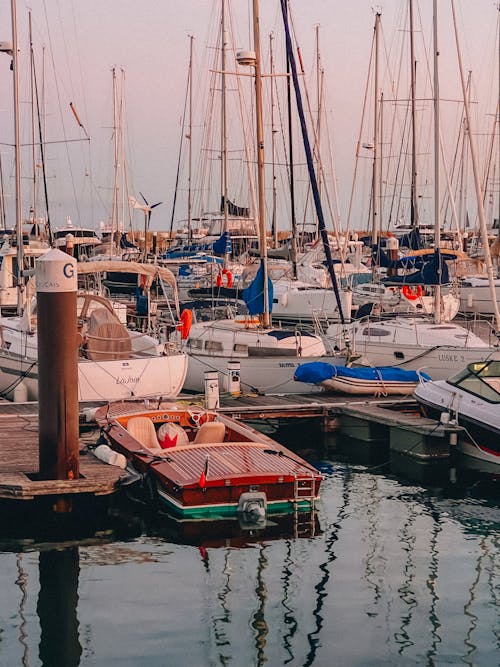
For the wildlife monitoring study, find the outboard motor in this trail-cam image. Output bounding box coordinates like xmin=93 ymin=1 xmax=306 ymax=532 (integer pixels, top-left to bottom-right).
xmin=237 ymin=491 xmax=267 ymax=528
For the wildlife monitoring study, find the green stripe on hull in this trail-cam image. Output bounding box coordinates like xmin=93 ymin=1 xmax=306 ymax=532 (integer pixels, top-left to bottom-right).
xmin=157 ymin=493 xmax=316 ymax=521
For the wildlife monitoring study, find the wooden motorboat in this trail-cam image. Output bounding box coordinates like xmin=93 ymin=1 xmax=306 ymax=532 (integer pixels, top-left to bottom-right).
xmin=95 ymin=401 xmax=322 ymax=522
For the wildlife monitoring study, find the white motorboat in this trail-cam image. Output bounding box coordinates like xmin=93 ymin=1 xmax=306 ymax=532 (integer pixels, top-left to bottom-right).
xmin=413 ymin=358 xmax=500 ymax=465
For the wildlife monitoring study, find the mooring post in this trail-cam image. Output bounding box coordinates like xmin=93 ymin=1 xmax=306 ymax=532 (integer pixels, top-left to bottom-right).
xmin=204 ymin=371 xmax=220 ymax=409
xmin=36 ymin=249 xmax=79 ymax=489
xmin=225 ymin=360 xmax=241 ymax=396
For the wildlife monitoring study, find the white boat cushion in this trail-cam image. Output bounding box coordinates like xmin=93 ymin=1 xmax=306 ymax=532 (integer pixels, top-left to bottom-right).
xmin=157 ymin=422 xmax=189 ymax=449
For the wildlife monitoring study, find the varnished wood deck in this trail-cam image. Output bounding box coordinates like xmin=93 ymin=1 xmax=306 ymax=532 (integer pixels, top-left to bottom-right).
xmin=0 ymin=413 xmax=126 ymax=500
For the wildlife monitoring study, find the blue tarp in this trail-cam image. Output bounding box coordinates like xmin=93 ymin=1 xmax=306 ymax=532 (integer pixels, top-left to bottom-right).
xmin=294 ymin=362 xmax=431 ymax=384
xmin=242 ymin=260 xmax=273 ymax=316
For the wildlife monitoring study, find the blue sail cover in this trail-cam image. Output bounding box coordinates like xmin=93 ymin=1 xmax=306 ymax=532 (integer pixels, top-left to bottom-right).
xmin=242 ymin=261 xmax=273 ymax=316
xmin=382 ymin=250 xmax=450 ymax=285
xmin=294 ymin=362 xmax=431 ymax=384
xmin=212 ymin=231 xmax=232 ymax=255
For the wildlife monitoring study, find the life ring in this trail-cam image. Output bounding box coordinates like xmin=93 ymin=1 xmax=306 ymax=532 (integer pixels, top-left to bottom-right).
xmin=216 ymin=268 xmax=233 ymax=288
xmin=177 ymin=308 xmax=193 ymax=339
xmin=402 ymin=284 xmax=423 ymax=301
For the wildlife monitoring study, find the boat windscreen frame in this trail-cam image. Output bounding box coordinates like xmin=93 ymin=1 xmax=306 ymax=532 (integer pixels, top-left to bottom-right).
xmin=447 ymin=360 xmax=500 ymax=404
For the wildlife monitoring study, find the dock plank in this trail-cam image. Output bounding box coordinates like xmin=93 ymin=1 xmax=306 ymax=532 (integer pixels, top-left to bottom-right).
xmin=0 ymin=414 xmax=126 ymax=500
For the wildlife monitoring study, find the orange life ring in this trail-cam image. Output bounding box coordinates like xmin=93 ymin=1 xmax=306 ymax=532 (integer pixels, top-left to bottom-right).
xmin=402 ymin=284 xmax=423 ymax=300
xmin=216 ymin=268 xmax=233 ymax=288
xmin=177 ymin=308 xmax=193 ymax=339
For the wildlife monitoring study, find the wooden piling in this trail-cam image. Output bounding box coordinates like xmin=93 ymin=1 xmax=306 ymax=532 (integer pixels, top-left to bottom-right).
xmin=36 ymin=249 xmax=79 ymax=486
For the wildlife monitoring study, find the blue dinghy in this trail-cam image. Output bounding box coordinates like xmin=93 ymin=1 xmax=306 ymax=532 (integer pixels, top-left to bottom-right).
xmin=294 ymin=362 xmax=431 ymax=396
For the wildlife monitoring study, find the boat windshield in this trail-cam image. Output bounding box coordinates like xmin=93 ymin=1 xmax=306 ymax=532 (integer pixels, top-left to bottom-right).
xmin=448 ymin=360 xmax=500 ymax=403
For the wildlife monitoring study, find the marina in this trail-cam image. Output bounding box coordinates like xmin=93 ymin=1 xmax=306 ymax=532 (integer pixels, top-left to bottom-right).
xmin=0 ymin=0 xmax=499 ymax=665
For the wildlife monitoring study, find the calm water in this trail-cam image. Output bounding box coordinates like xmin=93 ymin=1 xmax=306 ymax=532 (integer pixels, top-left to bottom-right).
xmin=0 ymin=425 xmax=499 ymax=667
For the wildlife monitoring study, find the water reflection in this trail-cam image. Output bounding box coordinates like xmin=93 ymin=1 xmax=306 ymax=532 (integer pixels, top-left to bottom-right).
xmin=15 ymin=555 xmax=29 ymax=667
xmin=0 ymin=434 xmax=498 ymax=666
xmin=251 ymin=545 xmax=269 ymax=664
xmin=37 ymin=548 xmax=81 ymax=667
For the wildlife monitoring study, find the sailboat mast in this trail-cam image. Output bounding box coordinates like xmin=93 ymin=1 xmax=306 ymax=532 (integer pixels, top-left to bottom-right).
xmin=29 ymin=11 xmax=37 ymax=222
xmin=11 ymin=0 xmax=24 ymax=314
xmin=372 ymin=12 xmax=381 ymax=252
xmin=433 ymin=0 xmax=441 ymax=324
xmin=409 ymin=0 xmax=419 ymax=229
xmin=187 ymin=34 xmax=194 ymax=242
xmin=252 ymin=0 xmax=270 ymax=326
xmin=269 ymin=33 xmax=278 ymax=248
xmin=111 ymin=66 xmax=119 ymax=256
xmin=221 ymin=0 xmax=229 ymax=235
xmin=285 ymin=1 xmax=298 ymax=277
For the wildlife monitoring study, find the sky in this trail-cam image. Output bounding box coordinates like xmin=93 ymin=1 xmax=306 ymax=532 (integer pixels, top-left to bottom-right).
xmin=0 ymin=0 xmax=498 ymax=235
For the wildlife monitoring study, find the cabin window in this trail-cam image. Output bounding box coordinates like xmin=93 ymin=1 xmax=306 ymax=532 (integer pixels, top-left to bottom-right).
xmin=394 ymin=351 xmax=405 ymax=359
xmin=361 ymin=327 xmax=390 ymax=337
xmin=188 ymin=339 xmax=203 ymax=350
xmin=233 ymin=343 xmax=248 ymax=353
xmin=205 ymin=340 xmax=223 ymax=352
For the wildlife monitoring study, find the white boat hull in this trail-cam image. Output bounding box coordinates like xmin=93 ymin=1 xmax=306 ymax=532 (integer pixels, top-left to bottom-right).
xmin=351 ymin=344 xmax=493 ymax=381
xmin=0 ymin=351 xmax=188 ymax=403
xmin=183 ymin=353 xmax=346 ymax=395
xmin=414 ymin=378 xmax=500 ymax=465
xmin=457 ymin=279 xmax=500 ymax=315
xmin=325 ymin=318 xmax=495 ymax=381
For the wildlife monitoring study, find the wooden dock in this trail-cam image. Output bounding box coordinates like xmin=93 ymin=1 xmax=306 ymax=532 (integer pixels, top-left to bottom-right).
xmin=216 ymin=392 xmax=415 ymax=419
xmin=0 ymin=413 xmax=125 ymax=501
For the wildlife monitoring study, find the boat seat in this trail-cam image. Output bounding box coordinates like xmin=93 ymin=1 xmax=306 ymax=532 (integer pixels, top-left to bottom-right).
xmin=193 ymin=421 xmax=226 ymax=444
xmin=127 ymin=416 xmax=162 ymax=452
xmin=157 ymin=422 xmax=189 ymax=448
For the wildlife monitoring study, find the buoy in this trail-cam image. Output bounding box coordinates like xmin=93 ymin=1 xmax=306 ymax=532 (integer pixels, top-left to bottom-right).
xmin=216 ymin=268 xmax=234 ymax=288
xmin=402 ymin=284 xmax=423 ymax=300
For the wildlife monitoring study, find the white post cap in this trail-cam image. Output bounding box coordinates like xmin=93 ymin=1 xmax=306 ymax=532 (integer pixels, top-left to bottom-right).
xmin=35 ymin=248 xmax=78 ymax=293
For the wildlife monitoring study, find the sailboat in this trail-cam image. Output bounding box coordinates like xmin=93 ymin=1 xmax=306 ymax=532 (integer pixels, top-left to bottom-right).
xmin=0 ymin=261 xmax=188 ymax=403
xmin=181 ymin=1 xmax=346 ymax=396
xmin=324 ymin=4 xmax=499 ymax=380
xmin=0 ymin=260 xmax=188 ymax=403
